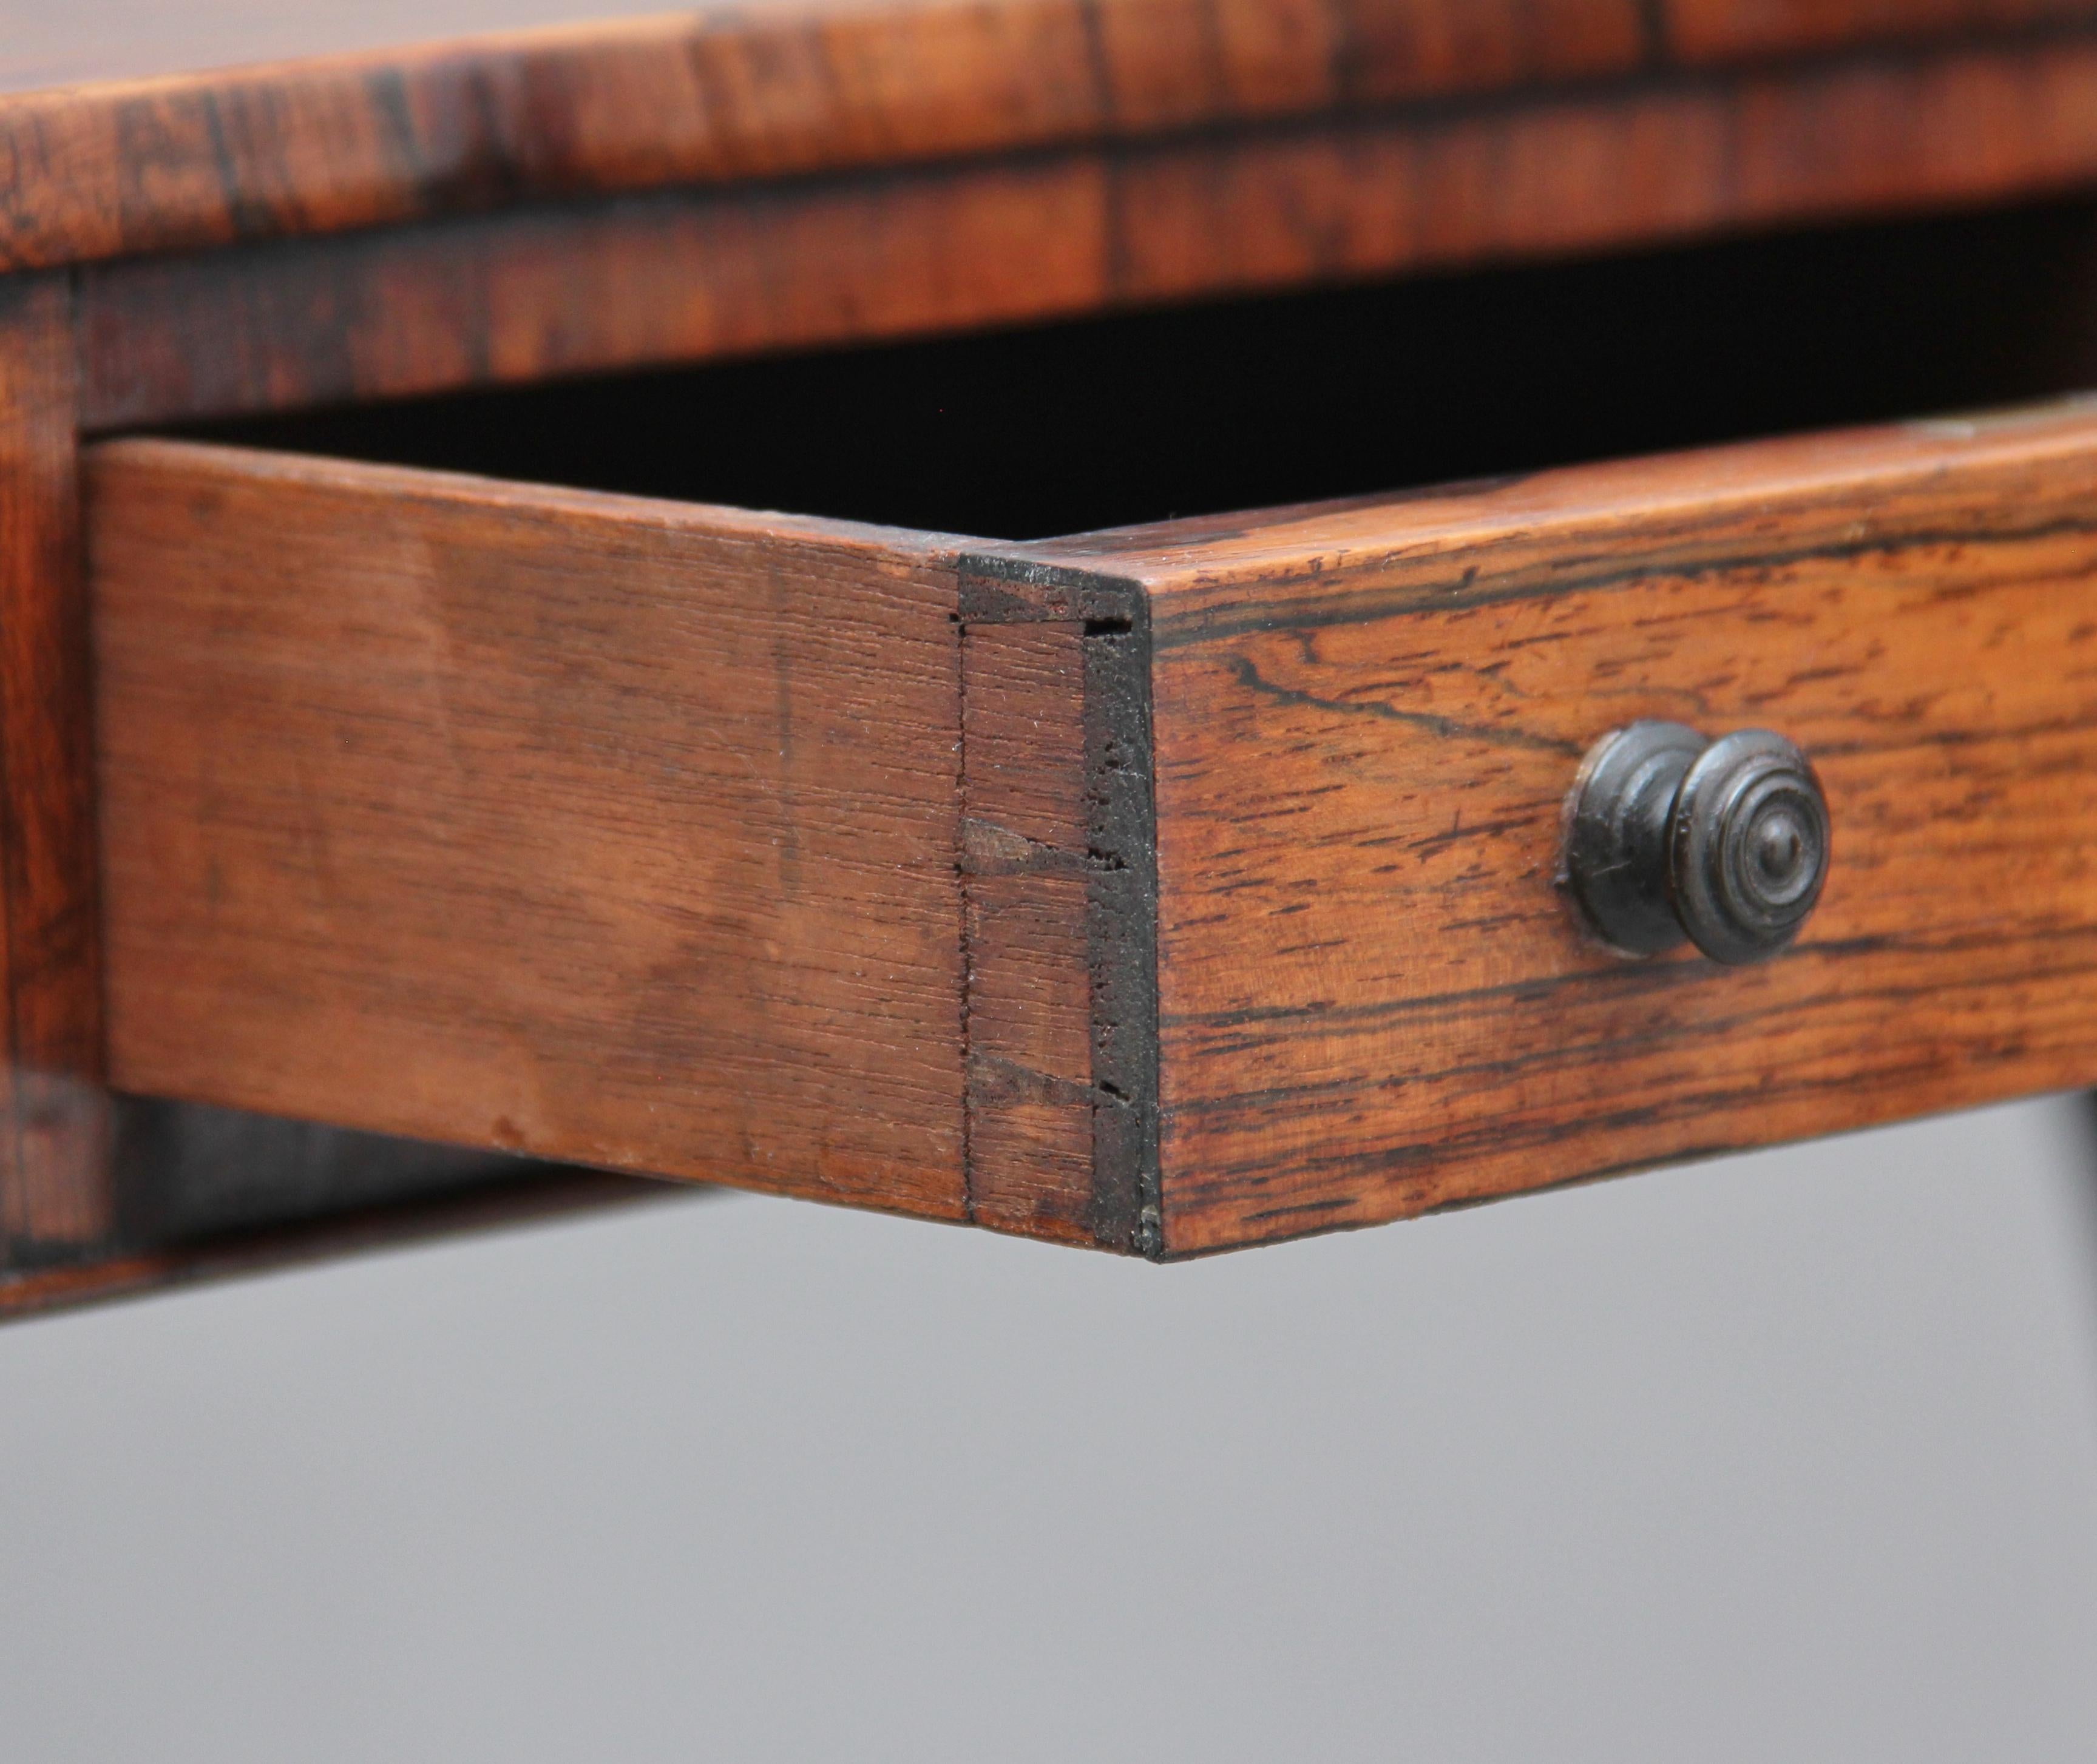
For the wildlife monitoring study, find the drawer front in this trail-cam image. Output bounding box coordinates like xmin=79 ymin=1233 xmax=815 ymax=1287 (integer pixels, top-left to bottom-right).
xmin=1015 ymin=400 xmax=2097 ymax=1253
xmin=87 ymin=440 xmax=966 ymax=1215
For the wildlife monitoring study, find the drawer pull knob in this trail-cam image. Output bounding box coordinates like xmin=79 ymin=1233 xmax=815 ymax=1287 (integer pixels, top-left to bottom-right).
xmin=1565 ymin=721 xmax=1829 ymax=964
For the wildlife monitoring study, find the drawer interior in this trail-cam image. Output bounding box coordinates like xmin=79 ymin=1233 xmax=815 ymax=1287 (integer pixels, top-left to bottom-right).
xmin=187 ymin=196 xmax=2097 ymax=538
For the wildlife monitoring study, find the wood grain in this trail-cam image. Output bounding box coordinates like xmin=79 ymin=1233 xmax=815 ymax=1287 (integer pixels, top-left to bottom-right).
xmin=12 ymin=0 xmax=2097 ymax=277
xmin=1664 ymin=0 xmax=2097 ymax=61
xmin=87 ymin=439 xmax=967 ymax=1218
xmin=77 ymin=32 xmax=2097 ymax=433
xmin=1017 ymin=399 xmax=2097 ymax=1253
xmin=960 ymin=619 xmax=1097 ymax=1244
xmin=956 ymin=568 xmax=1160 ymax=1252
xmin=78 ymin=387 xmax=2097 ymax=1262
xmin=0 ymin=0 xmax=1648 ymax=274
xmin=0 ymin=275 xmax=112 ymax=1255
xmin=5 ymin=0 xmax=2082 ymax=100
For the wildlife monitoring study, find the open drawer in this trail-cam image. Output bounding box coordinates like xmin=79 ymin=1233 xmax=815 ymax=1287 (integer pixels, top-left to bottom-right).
xmin=87 ymin=213 xmax=2097 ymax=1257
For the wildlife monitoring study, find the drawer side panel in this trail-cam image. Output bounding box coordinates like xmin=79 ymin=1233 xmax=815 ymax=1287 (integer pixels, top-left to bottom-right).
xmin=88 ymin=440 xmax=967 ymax=1218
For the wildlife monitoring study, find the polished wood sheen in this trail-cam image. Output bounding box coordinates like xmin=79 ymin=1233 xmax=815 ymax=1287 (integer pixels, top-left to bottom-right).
xmin=6 ymin=0 xmax=2081 ymax=96
xmin=0 ymin=276 xmax=112 ymax=1254
xmin=1666 ymin=0 xmax=2097 ymax=60
xmin=88 ymin=441 xmax=965 ymax=1216
xmin=1020 ymin=400 xmax=2097 ymax=1252
xmin=0 ymin=0 xmax=1645 ymax=272
xmin=12 ymin=0 xmax=2097 ymax=277
xmin=73 ymin=35 xmax=2097 ymax=433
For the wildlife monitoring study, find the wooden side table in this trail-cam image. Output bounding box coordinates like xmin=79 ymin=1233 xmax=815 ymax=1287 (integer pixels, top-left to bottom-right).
xmin=11 ymin=0 xmax=2097 ymax=1312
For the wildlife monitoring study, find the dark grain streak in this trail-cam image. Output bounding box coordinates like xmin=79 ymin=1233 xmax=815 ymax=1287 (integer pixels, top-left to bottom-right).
xmin=1222 ymin=653 xmax=1587 ymax=754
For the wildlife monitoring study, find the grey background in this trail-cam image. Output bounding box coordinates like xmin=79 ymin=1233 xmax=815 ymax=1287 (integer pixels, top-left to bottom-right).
xmin=3 ymin=1098 xmax=2096 ymax=1760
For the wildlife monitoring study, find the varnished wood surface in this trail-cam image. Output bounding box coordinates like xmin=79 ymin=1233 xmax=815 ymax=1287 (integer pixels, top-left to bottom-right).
xmin=13 ymin=0 xmax=2095 ymax=96
xmin=8 ymin=0 xmax=2080 ymax=96
xmin=6 ymin=0 xmax=2096 ymax=1303
xmin=0 ymin=0 xmax=1639 ymax=273
xmin=76 ymin=33 xmax=2097 ymax=433
xmin=1020 ymin=400 xmax=2097 ymax=1252
xmin=89 ymin=440 xmax=966 ymax=1218
xmin=0 ymin=277 xmax=111 ymax=1255
xmin=76 ymin=403 xmax=2097 ymax=1257
xmin=9 ymin=0 xmax=2097 ymax=274
xmin=1667 ymin=0 xmax=2096 ymax=59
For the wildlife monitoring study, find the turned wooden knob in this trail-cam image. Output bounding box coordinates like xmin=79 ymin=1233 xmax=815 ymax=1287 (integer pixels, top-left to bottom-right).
xmin=1563 ymin=721 xmax=1829 ymax=964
